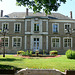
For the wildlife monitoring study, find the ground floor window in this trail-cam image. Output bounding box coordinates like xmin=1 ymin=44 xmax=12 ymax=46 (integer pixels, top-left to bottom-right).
xmin=63 ymin=37 xmax=72 ymax=47
xmin=51 ymin=37 xmax=60 ymax=47
xmin=1 ymin=37 xmax=9 ymax=47
xmin=12 ymin=37 xmax=22 ymax=47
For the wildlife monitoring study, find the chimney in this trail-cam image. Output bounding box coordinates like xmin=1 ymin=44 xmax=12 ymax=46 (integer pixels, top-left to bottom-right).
xmin=26 ymin=8 xmax=28 ymax=16
xmin=1 ymin=10 xmax=3 ymax=17
xmin=70 ymin=11 xmax=72 ymax=19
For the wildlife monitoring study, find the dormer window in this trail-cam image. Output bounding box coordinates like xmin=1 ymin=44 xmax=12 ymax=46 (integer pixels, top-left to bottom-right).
xmin=52 ymin=23 xmax=59 ymax=33
xmin=34 ymin=23 xmax=39 ymax=32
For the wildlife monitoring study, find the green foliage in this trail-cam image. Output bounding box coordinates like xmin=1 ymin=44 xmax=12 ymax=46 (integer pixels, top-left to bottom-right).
xmin=16 ymin=0 xmax=66 ymax=15
xmin=29 ymin=51 xmax=32 ymax=56
xmin=21 ymin=50 xmax=32 ymax=56
xmin=50 ymin=50 xmax=58 ymax=56
xmin=35 ymin=50 xmax=39 ymax=54
xmin=66 ymin=49 xmax=75 ymax=59
xmin=22 ymin=50 xmax=29 ymax=56
xmin=17 ymin=50 xmax=24 ymax=55
xmin=43 ymin=50 xmax=45 ymax=55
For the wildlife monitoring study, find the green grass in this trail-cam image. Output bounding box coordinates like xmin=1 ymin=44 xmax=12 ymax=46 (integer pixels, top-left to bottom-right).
xmin=0 ymin=55 xmax=75 ymax=72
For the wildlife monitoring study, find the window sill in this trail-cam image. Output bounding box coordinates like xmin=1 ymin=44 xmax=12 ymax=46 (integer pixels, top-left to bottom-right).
xmin=53 ymin=32 xmax=58 ymax=34
xmin=14 ymin=31 xmax=20 ymax=33
xmin=34 ymin=31 xmax=40 ymax=33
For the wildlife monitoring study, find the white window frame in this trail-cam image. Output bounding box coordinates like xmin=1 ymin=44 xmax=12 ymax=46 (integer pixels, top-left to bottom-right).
xmin=31 ymin=36 xmax=42 ymax=50
xmin=64 ymin=23 xmax=71 ymax=33
xmin=63 ymin=37 xmax=72 ymax=48
xmin=12 ymin=37 xmax=22 ymax=47
xmin=14 ymin=23 xmax=21 ymax=32
xmin=51 ymin=37 xmax=60 ymax=48
xmin=52 ymin=23 xmax=59 ymax=33
xmin=0 ymin=37 xmax=9 ymax=47
xmin=2 ymin=23 xmax=9 ymax=31
xmin=34 ymin=23 xmax=39 ymax=31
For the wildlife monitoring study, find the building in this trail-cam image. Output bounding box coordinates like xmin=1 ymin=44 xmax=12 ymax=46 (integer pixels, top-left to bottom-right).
xmin=0 ymin=9 xmax=75 ymax=54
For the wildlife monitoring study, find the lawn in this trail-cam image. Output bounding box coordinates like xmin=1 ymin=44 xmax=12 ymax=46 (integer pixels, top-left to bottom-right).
xmin=0 ymin=55 xmax=75 ymax=72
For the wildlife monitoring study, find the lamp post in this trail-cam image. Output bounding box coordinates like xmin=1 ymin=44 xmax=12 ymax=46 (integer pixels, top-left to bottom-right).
xmin=0 ymin=28 xmax=8 ymax=57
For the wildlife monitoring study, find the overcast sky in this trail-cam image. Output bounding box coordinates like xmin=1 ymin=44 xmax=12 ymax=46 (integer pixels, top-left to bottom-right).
xmin=0 ymin=0 xmax=75 ymax=19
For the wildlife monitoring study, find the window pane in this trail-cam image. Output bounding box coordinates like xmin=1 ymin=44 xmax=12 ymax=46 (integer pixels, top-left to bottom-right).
xmin=18 ymin=38 xmax=20 ymax=42
xmin=53 ymin=24 xmax=58 ymax=32
xmin=37 ymin=38 xmax=39 ymax=41
xmin=34 ymin=38 xmax=36 ymax=41
xmin=37 ymin=24 xmax=39 ymax=31
xmin=34 ymin=24 xmax=36 ymax=31
xmin=64 ymin=39 xmax=67 ymax=42
xmin=52 ymin=39 xmax=55 ymax=42
xmin=56 ymin=39 xmax=59 ymax=42
xmin=64 ymin=43 xmax=67 ymax=47
xmin=15 ymin=24 xmax=17 ymax=31
xmin=56 ymin=25 xmax=58 ymax=32
xmin=56 ymin=42 xmax=59 ymax=47
xmin=14 ymin=38 xmax=16 ymax=42
xmin=17 ymin=43 xmax=20 ymax=47
xmin=18 ymin=24 xmax=20 ymax=31
xmin=13 ymin=43 xmax=16 ymax=46
xmin=53 ymin=43 xmax=55 ymax=47
xmin=5 ymin=38 xmax=8 ymax=42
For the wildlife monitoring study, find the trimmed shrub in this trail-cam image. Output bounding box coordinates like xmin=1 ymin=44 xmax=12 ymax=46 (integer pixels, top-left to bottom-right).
xmin=17 ymin=50 xmax=24 ymax=55
xmin=22 ymin=50 xmax=29 ymax=56
xmin=66 ymin=49 xmax=75 ymax=59
xmin=66 ymin=49 xmax=72 ymax=59
xmin=29 ymin=51 xmax=32 ymax=56
xmin=50 ymin=50 xmax=58 ymax=56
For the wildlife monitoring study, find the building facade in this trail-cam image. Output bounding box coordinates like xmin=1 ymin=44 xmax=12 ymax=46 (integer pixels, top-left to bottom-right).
xmin=0 ymin=10 xmax=75 ymax=54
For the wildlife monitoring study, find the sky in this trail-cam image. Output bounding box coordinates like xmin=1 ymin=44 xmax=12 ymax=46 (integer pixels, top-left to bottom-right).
xmin=0 ymin=0 xmax=75 ymax=19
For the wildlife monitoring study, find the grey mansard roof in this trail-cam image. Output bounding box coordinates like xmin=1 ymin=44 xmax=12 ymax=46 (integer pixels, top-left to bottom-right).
xmin=3 ymin=12 xmax=71 ymax=19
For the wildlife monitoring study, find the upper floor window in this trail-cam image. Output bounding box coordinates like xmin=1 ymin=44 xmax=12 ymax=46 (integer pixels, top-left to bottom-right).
xmin=2 ymin=23 xmax=9 ymax=31
xmin=64 ymin=24 xmax=71 ymax=33
xmin=63 ymin=37 xmax=72 ymax=47
xmin=14 ymin=23 xmax=21 ymax=32
xmin=51 ymin=37 xmax=60 ymax=47
xmin=12 ymin=37 xmax=22 ymax=47
xmin=34 ymin=23 xmax=39 ymax=31
xmin=52 ymin=23 xmax=59 ymax=33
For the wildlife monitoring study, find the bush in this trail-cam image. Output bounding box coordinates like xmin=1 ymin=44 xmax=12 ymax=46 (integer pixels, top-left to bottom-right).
xmin=29 ymin=51 xmax=32 ymax=56
xmin=22 ymin=50 xmax=29 ymax=56
xmin=66 ymin=49 xmax=75 ymax=59
xmin=50 ymin=50 xmax=58 ymax=56
xmin=17 ymin=50 xmax=24 ymax=55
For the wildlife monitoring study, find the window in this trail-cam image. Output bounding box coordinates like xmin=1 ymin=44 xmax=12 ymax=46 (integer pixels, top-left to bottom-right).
xmin=34 ymin=23 xmax=39 ymax=31
xmin=14 ymin=23 xmax=21 ymax=32
xmin=51 ymin=37 xmax=60 ymax=47
xmin=52 ymin=23 xmax=59 ymax=33
xmin=13 ymin=37 xmax=22 ymax=47
xmin=2 ymin=23 xmax=9 ymax=31
xmin=64 ymin=24 xmax=71 ymax=33
xmin=1 ymin=38 xmax=9 ymax=47
xmin=63 ymin=38 xmax=72 ymax=47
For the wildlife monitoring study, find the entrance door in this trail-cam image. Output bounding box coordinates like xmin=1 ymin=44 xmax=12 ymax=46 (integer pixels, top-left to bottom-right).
xmin=33 ymin=38 xmax=39 ymax=52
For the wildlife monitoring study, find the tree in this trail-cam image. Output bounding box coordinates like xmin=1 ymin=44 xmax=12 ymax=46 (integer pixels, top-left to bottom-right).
xmin=16 ymin=0 xmax=66 ymax=14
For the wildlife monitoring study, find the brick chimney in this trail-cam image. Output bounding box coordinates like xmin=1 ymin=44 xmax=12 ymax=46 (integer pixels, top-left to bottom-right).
xmin=1 ymin=10 xmax=3 ymax=17
xmin=70 ymin=11 xmax=72 ymax=19
xmin=26 ymin=8 xmax=28 ymax=16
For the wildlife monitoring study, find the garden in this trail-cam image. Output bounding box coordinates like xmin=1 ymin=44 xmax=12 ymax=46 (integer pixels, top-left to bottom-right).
xmin=0 ymin=49 xmax=75 ymax=72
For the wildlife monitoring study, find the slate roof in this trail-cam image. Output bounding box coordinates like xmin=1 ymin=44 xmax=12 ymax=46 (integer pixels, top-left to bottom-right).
xmin=4 ymin=12 xmax=71 ymax=19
